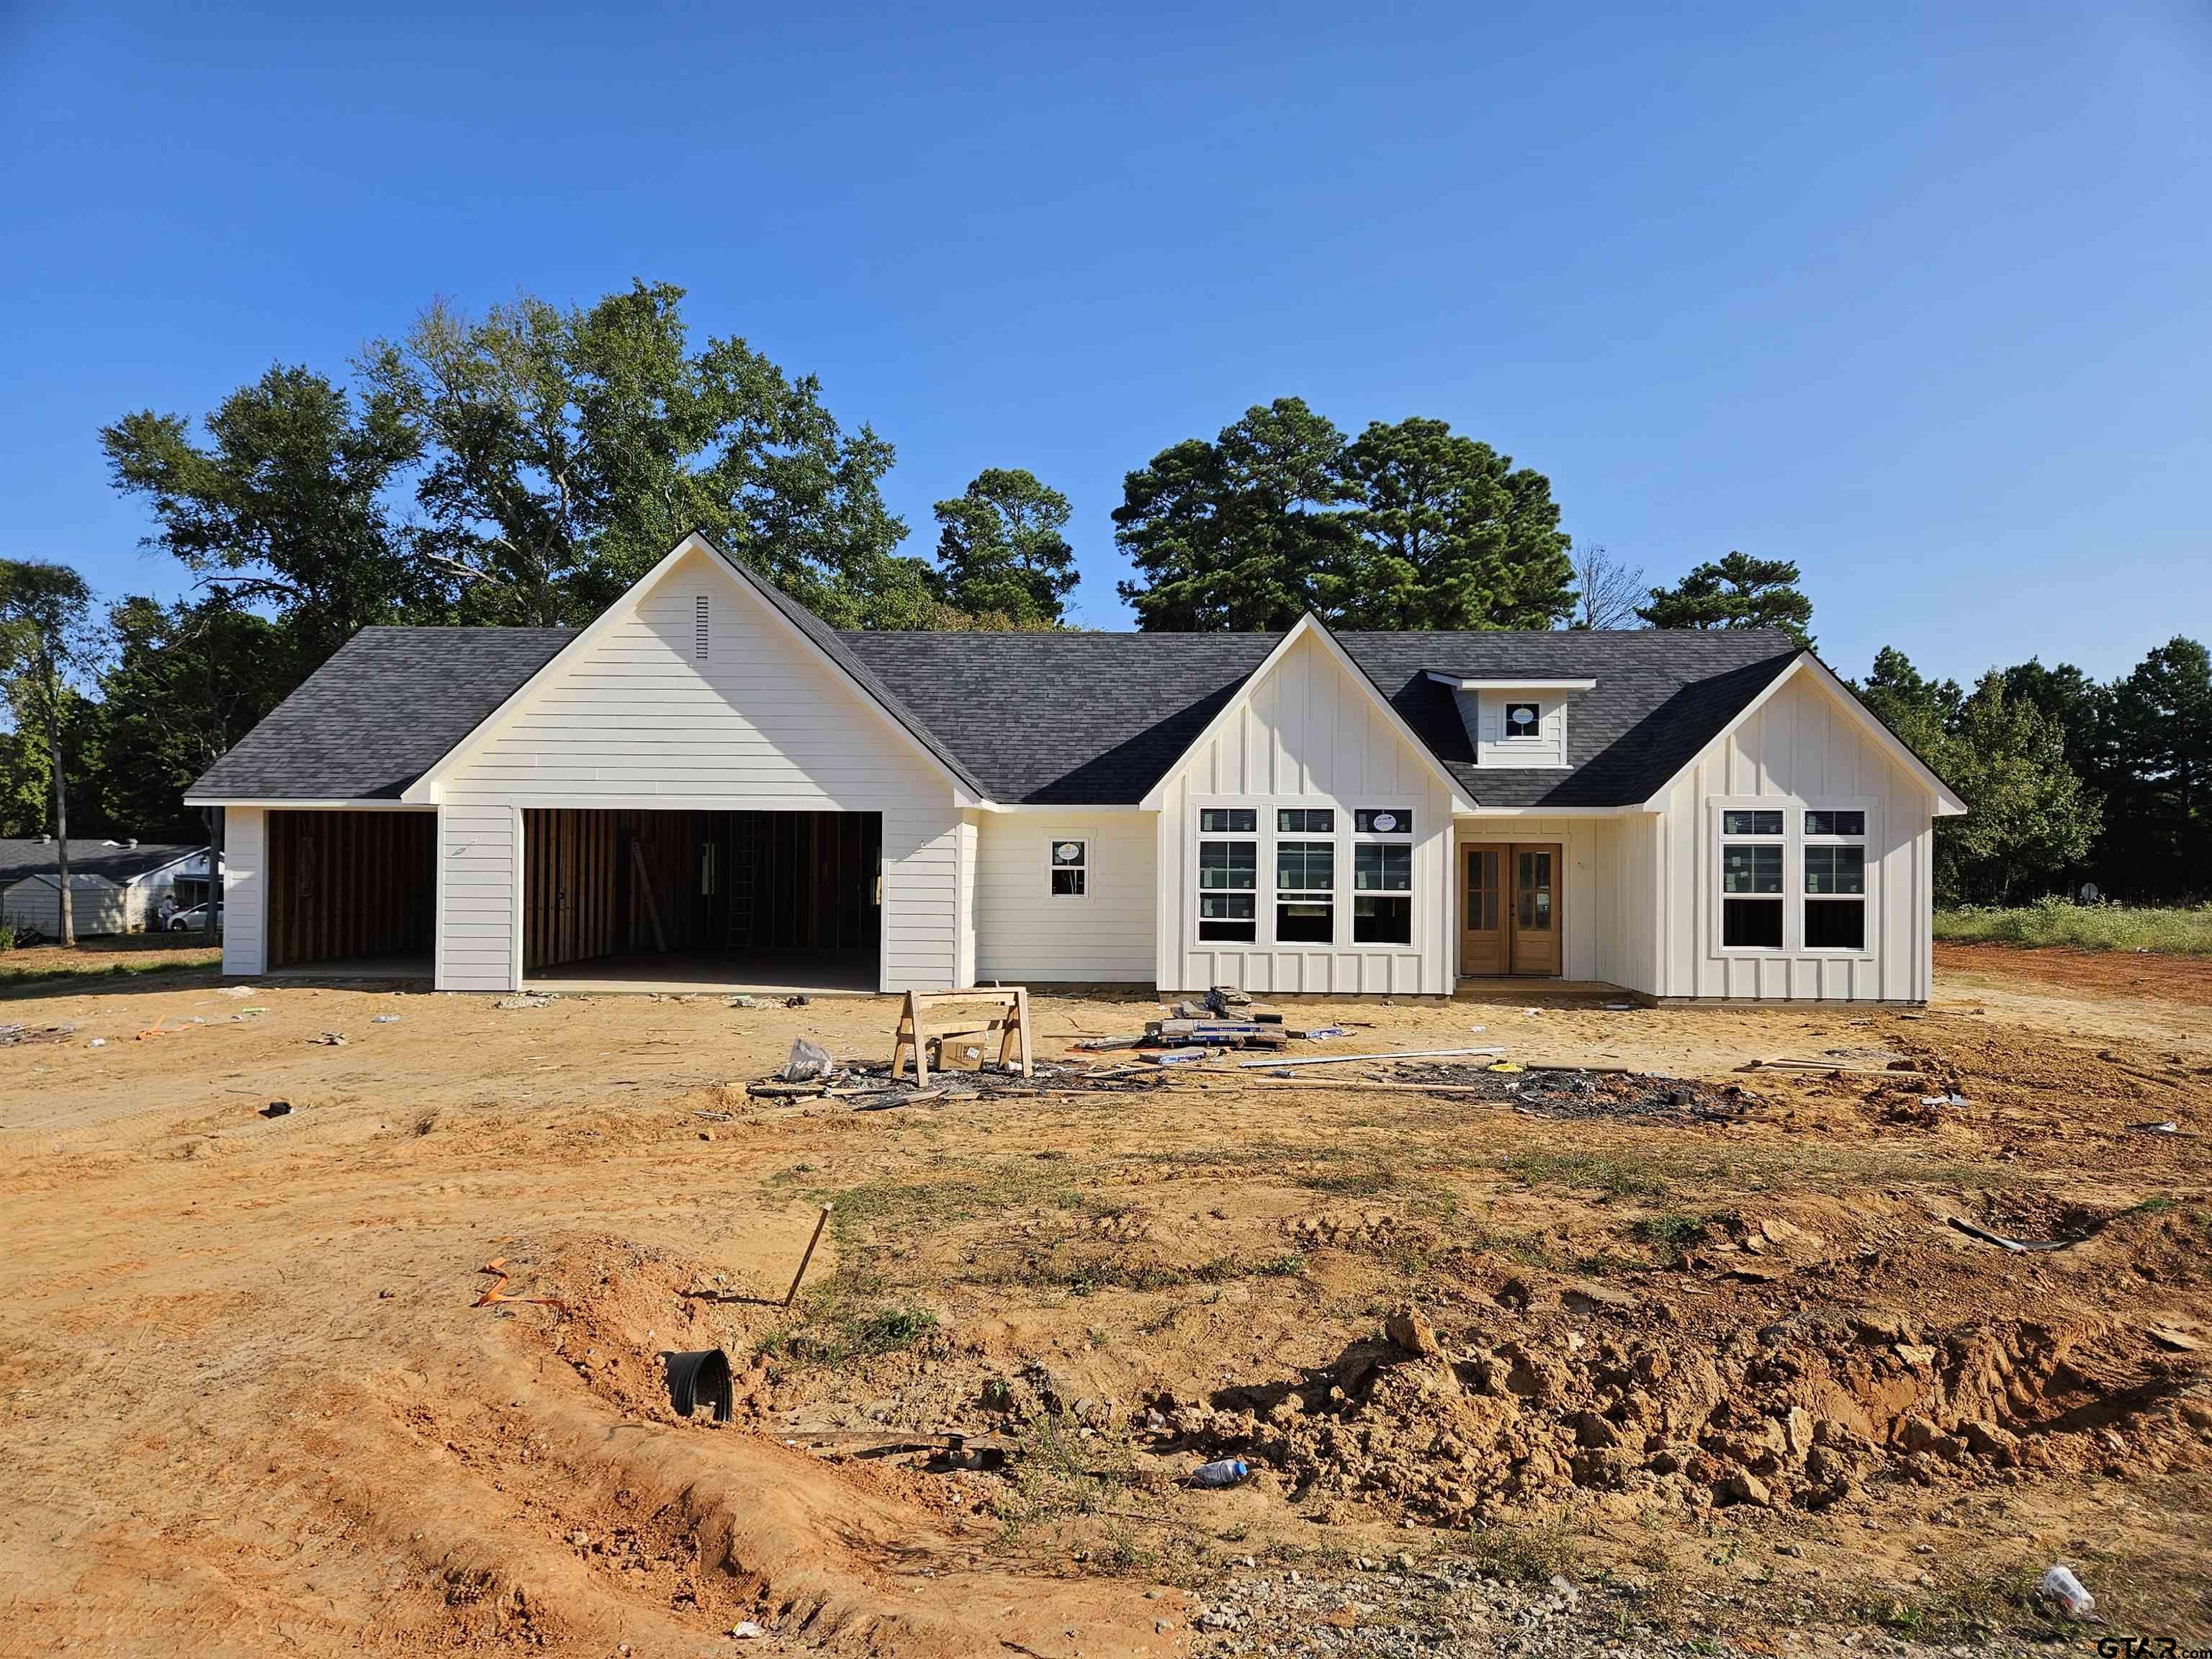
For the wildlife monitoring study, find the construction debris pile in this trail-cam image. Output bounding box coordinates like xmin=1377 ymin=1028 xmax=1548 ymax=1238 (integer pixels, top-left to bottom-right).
xmin=1074 ymin=986 xmax=1349 ymax=1061
xmin=1384 ymin=1064 xmax=1763 ymax=1124
xmin=1165 ymin=1297 xmax=2206 ymax=1527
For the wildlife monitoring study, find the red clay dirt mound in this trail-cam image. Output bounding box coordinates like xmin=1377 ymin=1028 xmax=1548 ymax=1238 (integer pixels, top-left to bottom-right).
xmin=1174 ymin=1293 xmax=2210 ymax=1529
xmin=301 ymin=1231 xmax=1167 ymax=1657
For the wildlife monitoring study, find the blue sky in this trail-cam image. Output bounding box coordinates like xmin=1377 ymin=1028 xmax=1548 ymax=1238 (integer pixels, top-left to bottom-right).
xmin=3 ymin=1 xmax=2207 ymax=683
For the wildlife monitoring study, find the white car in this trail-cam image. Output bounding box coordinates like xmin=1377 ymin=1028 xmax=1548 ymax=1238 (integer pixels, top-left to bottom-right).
xmin=167 ymin=902 xmax=222 ymax=933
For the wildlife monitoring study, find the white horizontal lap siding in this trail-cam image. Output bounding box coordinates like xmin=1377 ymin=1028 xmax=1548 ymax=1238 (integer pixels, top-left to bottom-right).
xmin=1466 ymin=689 xmax=1567 ymax=768
xmin=1656 ymin=670 xmax=1933 ymax=1002
xmin=437 ymin=806 xmax=516 ymax=992
xmin=2 ymin=876 xmax=125 ymax=938
xmin=222 ymin=808 xmax=266 ymax=974
xmin=432 ymin=546 xmax=962 ymax=991
xmin=976 ymin=809 xmax=1156 ymax=983
xmin=1160 ymin=633 xmax=1452 ymax=995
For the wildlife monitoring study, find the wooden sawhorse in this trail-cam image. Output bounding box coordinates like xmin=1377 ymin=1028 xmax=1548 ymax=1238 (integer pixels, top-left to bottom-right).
xmin=889 ymin=987 xmax=1033 ymax=1085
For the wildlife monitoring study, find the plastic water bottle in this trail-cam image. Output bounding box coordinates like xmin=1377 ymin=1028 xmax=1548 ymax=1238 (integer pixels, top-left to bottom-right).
xmin=1190 ymin=1457 xmax=1249 ymax=1488
xmin=2039 ymin=1565 xmax=2094 ymax=1618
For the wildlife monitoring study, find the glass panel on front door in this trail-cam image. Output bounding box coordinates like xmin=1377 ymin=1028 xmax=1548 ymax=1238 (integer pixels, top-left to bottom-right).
xmin=1516 ymin=850 xmax=1553 ymax=931
xmin=1466 ymin=848 xmax=1499 ymax=930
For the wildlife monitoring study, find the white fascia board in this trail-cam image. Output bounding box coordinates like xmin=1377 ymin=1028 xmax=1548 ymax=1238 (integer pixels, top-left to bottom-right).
xmin=1637 ymin=653 xmax=1969 ymax=816
xmin=398 ymin=533 xmax=989 ymax=807
xmin=1137 ymin=614 xmax=1476 ymax=814
xmin=1423 ymin=673 xmax=1598 ymax=692
xmin=1456 ymin=806 xmax=1643 ymax=819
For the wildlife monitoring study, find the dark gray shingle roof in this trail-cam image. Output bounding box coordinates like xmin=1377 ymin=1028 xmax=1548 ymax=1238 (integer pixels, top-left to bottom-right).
xmin=1339 ymin=630 xmax=1805 ymax=807
xmin=191 ymin=606 xmax=1804 ymax=809
xmin=840 ymin=628 xmax=1802 ymax=807
xmin=0 ymin=840 xmax=208 ymax=884
xmin=188 ymin=627 xmax=575 ymax=801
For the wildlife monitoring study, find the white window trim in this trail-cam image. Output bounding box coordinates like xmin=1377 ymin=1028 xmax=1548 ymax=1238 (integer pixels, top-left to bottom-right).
xmin=1189 ymin=796 xmax=1424 ymax=953
xmin=1194 ymin=805 xmax=1261 ymax=945
xmin=1350 ymin=804 xmax=1416 ymax=948
xmin=1502 ymin=700 xmax=1544 ymax=740
xmin=1045 ymin=833 xmax=1092 ymax=904
xmin=1707 ymin=796 xmax=1877 ymax=961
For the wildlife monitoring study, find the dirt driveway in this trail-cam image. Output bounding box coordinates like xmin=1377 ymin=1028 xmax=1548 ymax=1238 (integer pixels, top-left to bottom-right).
xmin=2 ymin=950 xmax=2206 ymax=1655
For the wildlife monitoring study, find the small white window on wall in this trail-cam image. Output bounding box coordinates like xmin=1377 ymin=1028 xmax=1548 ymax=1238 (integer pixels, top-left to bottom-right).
xmin=1049 ymin=837 xmax=1088 ymax=898
xmin=1719 ymin=809 xmax=1784 ymax=948
xmin=1504 ymin=702 xmax=1541 ymax=738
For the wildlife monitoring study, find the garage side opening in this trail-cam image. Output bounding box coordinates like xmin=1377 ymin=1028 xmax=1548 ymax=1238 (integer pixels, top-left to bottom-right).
xmin=523 ymin=809 xmax=881 ymax=994
xmin=266 ymin=809 xmax=437 ymax=977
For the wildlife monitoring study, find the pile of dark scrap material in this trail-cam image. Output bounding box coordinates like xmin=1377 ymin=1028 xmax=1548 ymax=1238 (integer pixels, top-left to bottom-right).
xmin=752 ymin=1057 xmax=1173 ymax=1110
xmin=1391 ymin=1062 xmax=1756 ymax=1123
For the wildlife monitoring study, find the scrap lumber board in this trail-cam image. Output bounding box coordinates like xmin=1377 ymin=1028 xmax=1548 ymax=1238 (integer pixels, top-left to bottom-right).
xmin=1234 ymin=1045 xmax=1505 ymax=1070
xmin=889 ymin=987 xmax=1033 ymax=1085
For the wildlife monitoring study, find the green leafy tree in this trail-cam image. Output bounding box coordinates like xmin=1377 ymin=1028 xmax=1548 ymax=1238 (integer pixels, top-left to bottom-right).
xmin=1333 ymin=418 xmax=1574 ymax=629
xmin=361 ymin=283 xmax=910 ymax=626
xmin=2100 ymin=637 xmax=2211 ymax=900
xmin=1857 ymin=644 xmax=1962 ymax=751
xmin=1638 ymin=552 xmax=1815 ymax=647
xmin=97 ymin=595 xmax=292 ymax=840
xmin=0 ymin=560 xmax=102 ymax=943
xmin=1114 ymin=398 xmax=1355 ymax=630
xmin=1932 ymin=672 xmax=2101 ymax=904
xmin=102 ymin=366 xmax=429 ymax=664
xmin=931 ymin=468 xmax=1078 ymax=626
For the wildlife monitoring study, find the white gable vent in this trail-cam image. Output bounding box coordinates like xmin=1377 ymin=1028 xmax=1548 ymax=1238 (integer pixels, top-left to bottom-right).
xmin=693 ymin=595 xmax=710 ymax=660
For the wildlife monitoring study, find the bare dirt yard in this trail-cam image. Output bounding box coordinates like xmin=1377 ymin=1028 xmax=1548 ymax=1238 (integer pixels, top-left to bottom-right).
xmin=3 ymin=946 xmax=2207 ymax=1657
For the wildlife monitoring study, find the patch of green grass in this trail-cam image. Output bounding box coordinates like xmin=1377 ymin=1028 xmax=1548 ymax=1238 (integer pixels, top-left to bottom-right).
xmin=0 ymin=953 xmax=220 ymax=992
xmin=1503 ymin=1148 xmax=1672 ymax=1200
xmin=1459 ymin=1514 xmax=1578 ymax=1582
xmin=1629 ymin=1211 xmax=1709 ymax=1264
xmin=992 ymin=1412 xmax=1135 ymax=1552
xmin=968 ymin=1242 xmax=1308 ymax=1297
xmin=1936 ymin=899 xmax=2212 ymax=956
xmin=753 ymin=1267 xmax=938 ymax=1368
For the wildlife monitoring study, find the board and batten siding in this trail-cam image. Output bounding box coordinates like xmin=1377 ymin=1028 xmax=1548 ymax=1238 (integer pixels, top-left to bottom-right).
xmin=975 ymin=809 xmax=1156 ymax=983
xmin=429 ymin=544 xmax=961 ymax=992
xmin=1156 ymin=632 xmax=1455 ymax=994
xmin=220 ymin=806 xmax=268 ymax=975
xmin=1651 ymin=668 xmax=1933 ymax=1002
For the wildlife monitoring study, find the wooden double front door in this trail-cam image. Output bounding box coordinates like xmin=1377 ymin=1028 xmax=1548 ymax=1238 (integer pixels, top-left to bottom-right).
xmin=1460 ymin=842 xmax=1562 ymax=976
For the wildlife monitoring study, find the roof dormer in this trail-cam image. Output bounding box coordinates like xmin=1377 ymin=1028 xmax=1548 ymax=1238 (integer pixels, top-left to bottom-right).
xmin=1424 ymin=675 xmax=1594 ymax=769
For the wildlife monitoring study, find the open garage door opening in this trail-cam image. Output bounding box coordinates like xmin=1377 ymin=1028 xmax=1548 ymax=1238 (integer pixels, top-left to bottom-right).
xmin=523 ymin=809 xmax=881 ymax=994
xmin=266 ymin=809 xmax=437 ymax=977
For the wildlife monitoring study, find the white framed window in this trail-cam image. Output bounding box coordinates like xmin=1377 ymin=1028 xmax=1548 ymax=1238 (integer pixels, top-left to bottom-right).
xmin=1503 ymin=702 xmax=1541 ymax=739
xmin=1194 ymin=799 xmax=1424 ymax=953
xmin=1803 ymin=809 xmax=1868 ymax=951
xmin=1197 ymin=808 xmax=1258 ymax=942
xmin=1048 ymin=837 xmax=1089 ymax=899
xmin=1352 ymin=805 xmax=1414 ymax=945
xmin=1274 ymin=837 xmax=1336 ymax=944
xmin=1709 ymin=799 xmax=1876 ymax=956
xmin=1717 ymin=809 xmax=1786 ymax=950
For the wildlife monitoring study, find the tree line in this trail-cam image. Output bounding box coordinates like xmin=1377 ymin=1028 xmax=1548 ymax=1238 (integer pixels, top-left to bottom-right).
xmin=3 ymin=279 xmax=2202 ymax=914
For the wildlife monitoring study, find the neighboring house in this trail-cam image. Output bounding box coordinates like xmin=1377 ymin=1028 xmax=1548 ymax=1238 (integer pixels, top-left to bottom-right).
xmin=0 ymin=840 xmax=218 ymax=937
xmin=187 ymin=532 xmax=1965 ymax=1001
